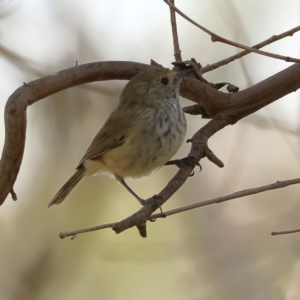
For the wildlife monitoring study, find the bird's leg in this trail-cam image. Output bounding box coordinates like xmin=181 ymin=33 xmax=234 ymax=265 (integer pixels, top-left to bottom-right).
xmin=119 ymin=178 xmax=146 ymax=206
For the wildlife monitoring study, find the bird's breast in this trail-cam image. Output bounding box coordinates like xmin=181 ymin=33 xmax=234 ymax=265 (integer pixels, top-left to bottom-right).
xmin=95 ymin=102 xmax=187 ymax=179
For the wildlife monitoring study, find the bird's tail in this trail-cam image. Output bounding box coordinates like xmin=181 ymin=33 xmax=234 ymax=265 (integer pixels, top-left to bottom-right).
xmin=48 ymin=167 xmax=85 ymax=207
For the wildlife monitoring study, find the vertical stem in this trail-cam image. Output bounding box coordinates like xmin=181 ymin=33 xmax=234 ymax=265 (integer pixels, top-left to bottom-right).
xmin=169 ymin=0 xmax=182 ymax=62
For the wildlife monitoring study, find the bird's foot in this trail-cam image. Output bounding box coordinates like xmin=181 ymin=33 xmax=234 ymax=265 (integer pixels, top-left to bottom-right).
xmin=165 ymin=156 xmax=201 ymax=172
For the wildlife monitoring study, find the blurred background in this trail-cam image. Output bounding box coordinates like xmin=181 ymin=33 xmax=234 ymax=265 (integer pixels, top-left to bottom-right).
xmin=1 ymin=0 xmax=300 ymax=299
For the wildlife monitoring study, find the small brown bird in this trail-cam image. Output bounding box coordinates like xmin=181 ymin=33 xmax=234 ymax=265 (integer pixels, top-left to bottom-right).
xmin=48 ymin=67 xmax=188 ymax=207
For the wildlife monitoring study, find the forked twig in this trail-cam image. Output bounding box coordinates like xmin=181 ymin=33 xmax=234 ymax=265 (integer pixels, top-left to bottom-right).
xmin=203 ymin=25 xmax=300 ymax=73
xmin=59 ymin=177 xmax=300 ymax=239
xmin=163 ymin=0 xmax=300 ymax=63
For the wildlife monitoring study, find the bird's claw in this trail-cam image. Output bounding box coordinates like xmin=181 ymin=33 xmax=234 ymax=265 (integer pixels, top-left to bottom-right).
xmin=165 ymin=156 xmax=201 ymax=171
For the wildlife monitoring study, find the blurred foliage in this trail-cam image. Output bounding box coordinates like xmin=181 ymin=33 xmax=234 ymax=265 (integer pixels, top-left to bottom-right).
xmin=0 ymin=1 xmax=300 ymax=300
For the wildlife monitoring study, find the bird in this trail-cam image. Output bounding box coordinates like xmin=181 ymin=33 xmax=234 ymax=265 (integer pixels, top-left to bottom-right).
xmin=48 ymin=66 xmax=188 ymax=207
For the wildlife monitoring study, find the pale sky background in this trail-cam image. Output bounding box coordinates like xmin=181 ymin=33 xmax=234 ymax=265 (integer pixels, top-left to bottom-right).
xmin=0 ymin=1 xmax=300 ymax=300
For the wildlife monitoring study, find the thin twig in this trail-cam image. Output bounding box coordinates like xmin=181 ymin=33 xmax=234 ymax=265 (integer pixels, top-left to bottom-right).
xmin=169 ymin=0 xmax=182 ymax=62
xmin=59 ymin=222 xmax=115 ymax=239
xmin=59 ymin=177 xmax=300 ymax=239
xmin=163 ymin=0 xmax=300 ymax=63
xmin=271 ymin=229 xmax=300 ymax=236
xmin=150 ymin=178 xmax=300 ymax=219
xmin=203 ymin=25 xmax=300 ymax=73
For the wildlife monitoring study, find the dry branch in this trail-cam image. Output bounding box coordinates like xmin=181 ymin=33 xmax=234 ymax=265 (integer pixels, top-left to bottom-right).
xmin=169 ymin=0 xmax=182 ymax=62
xmin=60 ymin=177 xmax=300 ymax=239
xmin=0 ymin=61 xmax=150 ymax=205
xmin=272 ymin=229 xmax=300 ymax=236
xmin=163 ymin=0 xmax=300 ymax=63
xmin=203 ymin=25 xmax=300 ymax=73
xmin=0 ymin=61 xmax=300 ymax=238
xmin=1 ymin=61 xmax=300 ymax=212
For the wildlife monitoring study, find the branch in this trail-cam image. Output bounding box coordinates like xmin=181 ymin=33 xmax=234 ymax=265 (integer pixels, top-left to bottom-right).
xmin=1 ymin=61 xmax=300 ymax=206
xmin=202 ymin=25 xmax=300 ymax=73
xmin=179 ymin=63 xmax=300 ymax=120
xmin=59 ymin=117 xmax=229 ymax=238
xmin=151 ymin=178 xmax=300 ymax=218
xmin=111 ymin=117 xmax=228 ymax=236
xmin=1 ymin=2 xmax=299 ymax=240
xmin=0 ymin=61 xmax=151 ymax=205
xmin=271 ymin=229 xmax=300 ymax=236
xmin=169 ymin=0 xmax=182 ymax=62
xmin=59 ymin=177 xmax=300 ymax=239
xmin=163 ymin=0 xmax=300 ymax=63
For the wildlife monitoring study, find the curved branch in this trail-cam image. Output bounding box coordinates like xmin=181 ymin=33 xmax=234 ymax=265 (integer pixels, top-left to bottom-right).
xmin=1 ymin=61 xmax=300 ymax=210
xmin=180 ymin=63 xmax=300 ymax=119
xmin=0 ymin=61 xmax=150 ymax=205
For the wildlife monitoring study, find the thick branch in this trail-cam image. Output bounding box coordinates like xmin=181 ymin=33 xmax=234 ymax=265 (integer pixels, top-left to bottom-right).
xmin=180 ymin=63 xmax=300 ymax=119
xmin=0 ymin=61 xmax=150 ymax=205
xmin=1 ymin=61 xmax=300 ymax=208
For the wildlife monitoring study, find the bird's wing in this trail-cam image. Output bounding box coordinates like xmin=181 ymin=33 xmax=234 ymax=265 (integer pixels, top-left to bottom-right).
xmin=77 ymin=135 xmax=125 ymax=168
xmin=76 ymin=110 xmax=132 ymax=168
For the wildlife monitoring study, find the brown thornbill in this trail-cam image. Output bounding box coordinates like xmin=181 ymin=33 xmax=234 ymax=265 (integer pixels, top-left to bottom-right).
xmin=48 ymin=67 xmax=188 ymax=207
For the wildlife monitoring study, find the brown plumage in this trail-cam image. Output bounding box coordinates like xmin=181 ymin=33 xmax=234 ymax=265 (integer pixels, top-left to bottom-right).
xmin=48 ymin=67 xmax=187 ymax=207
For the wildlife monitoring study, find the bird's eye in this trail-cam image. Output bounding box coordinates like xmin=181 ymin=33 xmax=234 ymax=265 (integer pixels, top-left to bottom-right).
xmin=161 ymin=77 xmax=169 ymax=85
